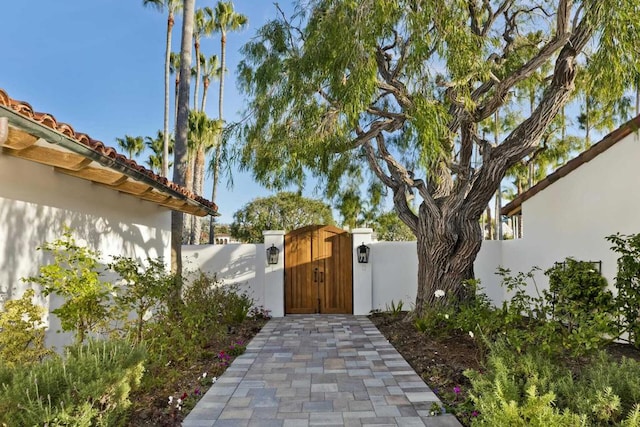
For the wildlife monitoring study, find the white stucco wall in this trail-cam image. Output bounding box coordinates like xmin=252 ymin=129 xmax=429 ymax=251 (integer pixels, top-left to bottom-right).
xmin=0 ymin=154 xmax=172 ymax=349
xmin=182 ymin=243 xmax=267 ymax=310
xmin=496 ymin=131 xmax=640 ymax=297
xmin=370 ymin=241 xmax=418 ymax=310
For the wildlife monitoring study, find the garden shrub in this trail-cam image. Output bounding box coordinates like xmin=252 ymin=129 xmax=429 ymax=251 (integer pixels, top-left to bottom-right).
xmin=0 ymin=289 xmax=53 ymax=367
xmin=545 ymin=258 xmax=617 ymax=354
xmin=492 ymin=262 xmax=616 ymax=357
xmin=554 ymin=352 xmax=640 ymax=425
xmin=0 ymin=339 xmax=145 ymax=426
xmin=142 ymin=271 xmax=253 ymax=371
xmin=466 ymin=340 xmax=585 ymax=426
xmin=108 ymin=256 xmax=173 ymax=344
xmin=607 ymin=233 xmax=640 ymax=347
xmin=467 ymin=340 xmax=640 ymax=426
xmin=24 ymin=228 xmax=113 ymax=344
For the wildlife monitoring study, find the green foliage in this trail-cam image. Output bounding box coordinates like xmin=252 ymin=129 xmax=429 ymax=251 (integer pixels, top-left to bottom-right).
xmin=0 ymin=289 xmax=53 ymax=367
xmin=385 ymin=299 xmax=404 ymax=317
xmin=492 ymin=262 xmax=615 ymax=357
xmin=414 ymin=306 xmax=455 ymax=338
xmin=373 ymin=211 xmax=415 ymax=241
xmin=108 ymin=256 xmax=174 ymax=344
xmin=467 ymin=340 xmax=640 ymax=426
xmin=607 ymin=233 xmax=640 ymax=347
xmin=545 ymin=259 xmax=617 ymax=354
xmin=23 ymin=227 xmax=113 ymax=344
xmin=144 ymin=271 xmax=253 ymax=366
xmin=0 ymin=339 xmax=145 ymax=426
xmin=231 ymin=192 xmax=334 ymax=242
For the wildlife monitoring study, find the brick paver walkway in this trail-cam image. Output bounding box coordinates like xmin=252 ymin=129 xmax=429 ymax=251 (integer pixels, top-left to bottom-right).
xmin=182 ymin=315 xmax=461 ymax=427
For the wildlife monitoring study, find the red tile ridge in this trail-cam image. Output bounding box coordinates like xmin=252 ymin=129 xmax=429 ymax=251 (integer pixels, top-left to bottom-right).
xmin=0 ymin=88 xmax=217 ymax=213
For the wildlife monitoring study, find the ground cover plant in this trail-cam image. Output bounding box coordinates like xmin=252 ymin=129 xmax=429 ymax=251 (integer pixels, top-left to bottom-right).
xmin=371 ymin=239 xmax=640 ymax=426
xmin=0 ymin=231 xmax=269 ymax=427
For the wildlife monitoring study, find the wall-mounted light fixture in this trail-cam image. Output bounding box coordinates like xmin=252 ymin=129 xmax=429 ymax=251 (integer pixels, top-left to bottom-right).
xmin=357 ymin=242 xmax=370 ymax=263
xmin=266 ymin=244 xmax=280 ymax=265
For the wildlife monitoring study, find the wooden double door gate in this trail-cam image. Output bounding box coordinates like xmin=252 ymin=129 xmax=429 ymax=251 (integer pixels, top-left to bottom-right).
xmin=284 ymin=225 xmax=353 ymax=314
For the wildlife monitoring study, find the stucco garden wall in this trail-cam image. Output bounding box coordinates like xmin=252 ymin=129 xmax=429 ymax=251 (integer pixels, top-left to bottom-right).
xmin=0 ymin=154 xmax=172 ymax=349
xmin=503 ymin=131 xmax=640 ymax=297
xmin=182 ymin=243 xmax=267 ymax=309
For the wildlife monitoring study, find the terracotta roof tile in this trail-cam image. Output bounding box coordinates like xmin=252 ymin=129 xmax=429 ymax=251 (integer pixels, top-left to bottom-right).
xmin=0 ymin=88 xmax=217 ymax=214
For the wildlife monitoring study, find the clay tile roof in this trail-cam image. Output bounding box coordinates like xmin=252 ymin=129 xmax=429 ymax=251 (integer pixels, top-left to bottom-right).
xmin=501 ymin=114 xmax=640 ymax=217
xmin=0 ymin=88 xmax=218 ymax=216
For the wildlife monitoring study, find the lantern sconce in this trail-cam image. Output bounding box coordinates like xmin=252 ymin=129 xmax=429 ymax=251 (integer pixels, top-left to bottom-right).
xmin=357 ymin=242 xmax=370 ymax=264
xmin=266 ymin=244 xmax=280 ymax=265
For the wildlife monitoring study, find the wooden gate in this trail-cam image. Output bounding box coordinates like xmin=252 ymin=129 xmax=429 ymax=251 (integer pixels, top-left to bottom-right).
xmin=284 ymin=225 xmax=353 ymax=314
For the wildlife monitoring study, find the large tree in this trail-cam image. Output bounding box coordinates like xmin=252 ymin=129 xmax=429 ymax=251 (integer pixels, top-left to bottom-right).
xmin=231 ymin=192 xmax=334 ymax=243
xmin=209 ymin=0 xmax=248 ymax=244
xmin=193 ymin=7 xmax=215 ymax=111
xmin=145 ymin=130 xmax=174 ymax=173
xmin=171 ymin=0 xmax=195 ymax=281
xmin=238 ymin=0 xmax=640 ymax=315
xmin=188 ymin=110 xmax=222 ymax=244
xmin=142 ymin=0 xmax=182 ymax=178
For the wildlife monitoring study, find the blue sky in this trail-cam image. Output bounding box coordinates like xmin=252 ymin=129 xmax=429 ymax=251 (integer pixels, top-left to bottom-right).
xmin=0 ymin=1 xmax=299 ymax=224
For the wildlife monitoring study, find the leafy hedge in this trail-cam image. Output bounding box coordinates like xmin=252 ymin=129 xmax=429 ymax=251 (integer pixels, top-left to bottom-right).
xmin=0 ymin=340 xmax=145 ymax=426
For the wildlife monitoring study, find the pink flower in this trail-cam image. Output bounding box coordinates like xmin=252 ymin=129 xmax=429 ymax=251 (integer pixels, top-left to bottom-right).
xmin=453 ymin=386 xmax=461 ymax=394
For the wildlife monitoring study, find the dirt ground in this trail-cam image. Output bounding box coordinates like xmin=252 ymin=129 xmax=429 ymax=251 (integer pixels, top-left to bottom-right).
xmin=127 ymin=318 xmax=267 ymax=427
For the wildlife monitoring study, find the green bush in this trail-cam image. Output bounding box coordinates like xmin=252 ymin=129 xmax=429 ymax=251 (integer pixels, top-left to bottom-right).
xmin=467 ymin=340 xmax=640 ymax=426
xmin=0 ymin=289 xmax=53 ymax=367
xmin=108 ymin=256 xmax=173 ymax=344
xmin=607 ymin=233 xmax=640 ymax=347
xmin=545 ymin=259 xmax=617 ymax=354
xmin=492 ymin=262 xmax=616 ymax=357
xmin=24 ymin=227 xmax=113 ymax=344
xmin=0 ymin=339 xmax=145 ymax=426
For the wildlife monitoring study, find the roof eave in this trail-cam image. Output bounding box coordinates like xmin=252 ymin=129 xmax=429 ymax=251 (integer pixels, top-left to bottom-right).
xmin=0 ymin=105 xmax=219 ymax=217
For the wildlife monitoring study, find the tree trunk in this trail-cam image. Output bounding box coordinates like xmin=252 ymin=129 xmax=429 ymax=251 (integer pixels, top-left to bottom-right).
xmin=162 ymin=13 xmax=174 ymax=178
xmin=201 ymin=79 xmax=209 ymax=112
xmin=194 ymin=37 xmax=201 ymax=111
xmin=209 ymin=31 xmax=227 ymax=244
xmin=190 ymin=146 xmax=205 ymax=244
xmin=171 ymin=0 xmax=194 ymax=291
xmin=413 ymin=206 xmax=482 ymax=318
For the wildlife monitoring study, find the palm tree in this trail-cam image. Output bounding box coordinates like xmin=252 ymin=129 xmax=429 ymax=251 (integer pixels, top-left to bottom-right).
xmin=145 ymin=130 xmax=174 ymax=173
xmin=170 ymin=0 xmax=195 ymax=281
xmin=142 ymin=0 xmax=182 ymax=178
xmin=115 ymin=135 xmax=144 ymax=159
xmin=193 ymin=7 xmax=215 ymax=111
xmin=169 ymin=52 xmax=180 ymax=129
xmin=188 ymin=111 xmax=221 ymax=243
xmin=209 ymin=1 xmax=247 ymax=243
xmin=200 ymin=54 xmax=221 ymax=112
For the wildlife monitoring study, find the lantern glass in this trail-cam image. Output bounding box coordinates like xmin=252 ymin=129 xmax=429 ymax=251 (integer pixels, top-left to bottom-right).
xmin=267 ymin=244 xmax=280 ymax=265
xmin=357 ymin=243 xmax=370 ymax=263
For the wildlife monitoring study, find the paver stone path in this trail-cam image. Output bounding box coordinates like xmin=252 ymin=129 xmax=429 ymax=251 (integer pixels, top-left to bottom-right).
xmin=182 ymin=315 xmax=461 ymax=427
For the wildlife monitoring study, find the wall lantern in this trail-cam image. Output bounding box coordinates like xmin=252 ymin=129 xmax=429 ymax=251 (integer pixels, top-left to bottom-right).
xmin=266 ymin=244 xmax=280 ymax=265
xmin=357 ymin=242 xmax=370 ymax=264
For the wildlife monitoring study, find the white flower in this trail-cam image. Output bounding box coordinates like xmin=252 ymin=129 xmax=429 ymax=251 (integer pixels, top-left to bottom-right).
xmin=168 ymin=396 xmax=173 ymax=405
xmin=212 ymin=376 xmax=218 ymax=384
xmin=177 ymin=398 xmax=183 ymax=405
xmin=202 ymin=372 xmax=207 ymax=379
xmin=434 ymin=290 xmax=445 ymax=298
xmin=468 ymin=331 xmax=474 ymax=339
xmin=444 ymin=314 xmax=449 ymax=319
